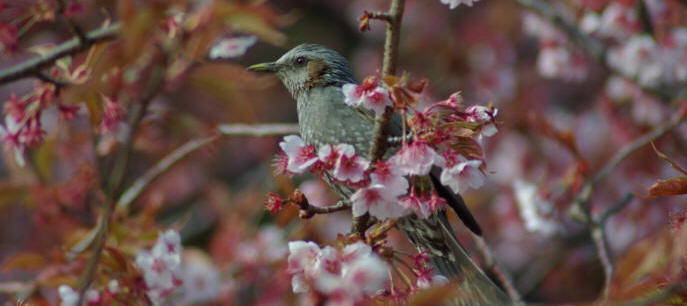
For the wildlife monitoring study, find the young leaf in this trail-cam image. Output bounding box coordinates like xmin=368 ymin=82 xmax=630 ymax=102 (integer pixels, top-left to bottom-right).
xmin=648 ymin=177 xmax=687 ymax=197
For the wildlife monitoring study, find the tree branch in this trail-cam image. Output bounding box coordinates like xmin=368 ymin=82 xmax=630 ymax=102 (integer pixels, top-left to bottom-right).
xmin=0 ymin=22 xmax=121 ymax=85
xmin=514 ymin=0 xmax=687 ymax=101
xmin=217 ymin=123 xmax=299 ymax=137
xmin=77 ymin=48 xmax=166 ymax=305
xmin=565 ymin=107 xmax=687 ymax=302
xmin=368 ymin=0 xmax=404 ymax=162
xmin=115 ymin=123 xmax=298 ymax=211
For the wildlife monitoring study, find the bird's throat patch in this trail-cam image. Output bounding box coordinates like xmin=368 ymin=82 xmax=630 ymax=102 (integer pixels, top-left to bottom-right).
xmin=304 ymin=60 xmax=329 ymax=90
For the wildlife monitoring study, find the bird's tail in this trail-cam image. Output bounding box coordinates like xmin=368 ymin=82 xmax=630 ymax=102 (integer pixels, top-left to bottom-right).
xmin=397 ymin=214 xmax=512 ymax=305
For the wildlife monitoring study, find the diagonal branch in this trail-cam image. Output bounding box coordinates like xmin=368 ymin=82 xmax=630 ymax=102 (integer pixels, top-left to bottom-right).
xmin=0 ymin=22 xmax=121 ymax=85
xmin=567 ymin=106 xmax=687 ymax=302
xmin=116 ymin=123 xmax=298 ymax=211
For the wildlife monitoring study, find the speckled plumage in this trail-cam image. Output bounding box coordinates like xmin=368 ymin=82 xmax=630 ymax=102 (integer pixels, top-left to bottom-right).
xmin=250 ymin=44 xmax=510 ymax=305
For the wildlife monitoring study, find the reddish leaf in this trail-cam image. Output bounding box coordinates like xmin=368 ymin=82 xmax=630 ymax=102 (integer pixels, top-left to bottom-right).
xmin=648 ymin=177 xmax=687 ymax=197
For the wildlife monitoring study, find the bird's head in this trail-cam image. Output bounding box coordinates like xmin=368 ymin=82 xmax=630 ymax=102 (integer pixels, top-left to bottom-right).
xmin=248 ymin=44 xmax=356 ymax=99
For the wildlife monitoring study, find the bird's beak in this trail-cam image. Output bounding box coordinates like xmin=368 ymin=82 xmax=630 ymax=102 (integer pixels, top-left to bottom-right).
xmin=247 ymin=61 xmax=280 ymax=73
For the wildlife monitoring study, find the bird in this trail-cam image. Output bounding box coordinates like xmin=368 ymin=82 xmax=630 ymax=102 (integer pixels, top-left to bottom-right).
xmin=248 ymin=44 xmax=511 ymax=305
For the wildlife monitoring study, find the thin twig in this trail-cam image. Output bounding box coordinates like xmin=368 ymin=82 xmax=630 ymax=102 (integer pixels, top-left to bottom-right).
xmin=0 ymin=22 xmax=121 ymax=85
xmin=474 ymin=236 xmax=522 ymax=302
xmin=116 ymin=135 xmax=219 ymax=210
xmin=115 ymin=123 xmax=298 ymax=211
xmin=217 ymin=123 xmax=299 ymax=137
xmin=598 ymin=193 xmax=634 ymax=224
xmin=591 ymin=223 xmax=613 ymax=301
xmin=565 ymin=108 xmax=687 ymax=302
xmin=77 ymin=50 xmax=167 ymax=305
xmin=592 ymin=108 xmax=687 ymax=186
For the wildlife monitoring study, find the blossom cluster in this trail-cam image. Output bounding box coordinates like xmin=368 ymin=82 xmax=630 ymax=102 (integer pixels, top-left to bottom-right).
xmin=276 ymin=83 xmax=497 ymax=220
xmin=522 ymin=13 xmax=589 ymax=81
xmin=134 ymin=230 xmax=184 ymax=304
xmin=287 ymin=241 xmax=390 ymax=304
xmin=606 ymin=28 xmax=687 ymax=88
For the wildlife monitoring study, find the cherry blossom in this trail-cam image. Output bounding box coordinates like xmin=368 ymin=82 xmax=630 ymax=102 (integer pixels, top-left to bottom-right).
xmin=179 ymin=252 xmax=220 ymax=304
xmin=0 ymin=116 xmax=25 ymax=166
xmin=401 ymin=189 xmax=446 ymax=219
xmin=135 ymin=230 xmax=184 ymax=304
xmin=464 ymin=105 xmax=499 ymax=137
xmin=332 ymin=144 xmax=369 ymax=183
xmin=288 ymin=241 xmax=389 ymax=303
xmin=342 ymin=78 xmax=391 ymax=116
xmin=264 ymin=193 xmax=284 ymax=214
xmin=209 ymin=36 xmax=257 ymax=59
xmin=440 ymin=0 xmax=480 ymax=9
xmin=390 ymin=140 xmax=445 ymax=176
xmin=607 ymin=35 xmax=662 ymax=87
xmin=350 ymin=184 xmax=408 ymax=220
xmin=58 ymin=285 xmax=78 ymax=306
xmin=440 ymin=159 xmax=485 ymax=194
xmin=287 ymin=241 xmax=322 ymax=293
xmin=513 ymin=180 xmax=560 ymax=236
xmin=279 ymin=135 xmax=318 ymax=174
xmin=58 ymin=286 xmax=99 ymax=306
xmin=370 ymin=160 xmax=409 ymax=197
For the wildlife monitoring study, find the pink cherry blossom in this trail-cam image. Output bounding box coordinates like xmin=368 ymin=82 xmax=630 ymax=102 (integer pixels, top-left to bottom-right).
xmin=464 ymin=105 xmax=499 ymax=137
xmin=370 ymin=160 xmax=409 ymax=197
xmin=135 ymin=230 xmax=184 ymax=304
xmin=439 ymin=159 xmax=485 ymax=193
xmin=513 ymin=179 xmax=560 ymax=236
xmin=350 ymin=184 xmax=408 ymax=220
xmin=58 ymin=285 xmax=78 ymax=306
xmin=264 ymin=193 xmax=284 ymax=214
xmin=287 ymin=241 xmax=321 ymax=293
xmin=390 ymin=140 xmax=445 ymax=176
xmin=279 ymin=135 xmax=318 ymax=174
xmin=401 ymin=189 xmax=446 ymax=219
xmin=332 ymin=144 xmax=369 ymax=183
xmin=342 ymin=79 xmax=391 ymax=116
xmin=209 ymin=36 xmax=257 ymax=59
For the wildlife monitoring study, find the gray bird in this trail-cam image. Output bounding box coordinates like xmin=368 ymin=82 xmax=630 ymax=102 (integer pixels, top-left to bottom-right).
xmin=249 ymin=44 xmax=510 ymax=305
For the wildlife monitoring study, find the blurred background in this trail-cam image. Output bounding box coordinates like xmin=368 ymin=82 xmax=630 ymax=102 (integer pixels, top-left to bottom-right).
xmin=1 ymin=0 xmax=686 ymax=304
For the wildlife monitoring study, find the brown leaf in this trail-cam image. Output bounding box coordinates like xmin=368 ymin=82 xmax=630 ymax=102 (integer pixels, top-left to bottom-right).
xmin=648 ymin=177 xmax=687 ymax=197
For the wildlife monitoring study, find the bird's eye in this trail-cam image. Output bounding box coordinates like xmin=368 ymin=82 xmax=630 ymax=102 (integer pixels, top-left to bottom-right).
xmin=295 ymin=56 xmax=307 ymax=66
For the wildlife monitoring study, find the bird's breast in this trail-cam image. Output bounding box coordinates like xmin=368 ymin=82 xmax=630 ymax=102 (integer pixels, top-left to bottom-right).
xmin=297 ymin=86 xmax=374 ymax=154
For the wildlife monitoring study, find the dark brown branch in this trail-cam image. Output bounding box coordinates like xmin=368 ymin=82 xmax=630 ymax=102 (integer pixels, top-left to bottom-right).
xmin=0 ymin=22 xmax=121 ymax=85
